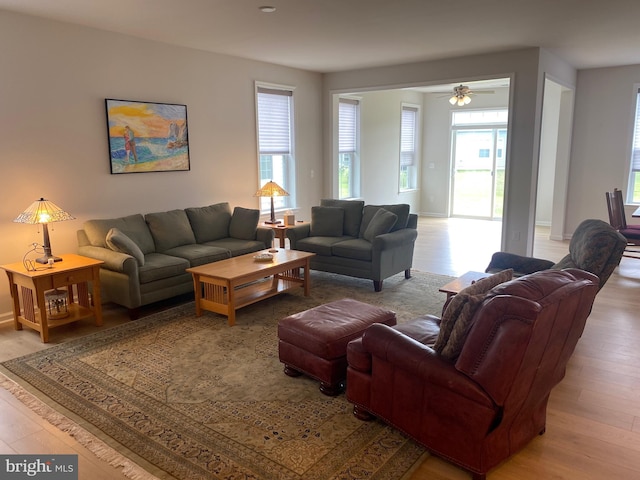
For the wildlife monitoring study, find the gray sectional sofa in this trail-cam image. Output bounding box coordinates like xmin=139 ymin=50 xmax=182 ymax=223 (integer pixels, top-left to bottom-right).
xmin=77 ymin=203 xmax=274 ymax=316
xmin=286 ymin=199 xmax=418 ymax=291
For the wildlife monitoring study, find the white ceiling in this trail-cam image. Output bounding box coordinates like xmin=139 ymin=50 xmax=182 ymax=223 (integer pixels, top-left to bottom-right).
xmin=2 ymin=0 xmax=640 ymax=73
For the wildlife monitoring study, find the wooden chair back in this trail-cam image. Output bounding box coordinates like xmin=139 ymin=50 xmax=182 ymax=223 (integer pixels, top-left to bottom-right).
xmin=606 ymin=188 xmax=627 ymax=230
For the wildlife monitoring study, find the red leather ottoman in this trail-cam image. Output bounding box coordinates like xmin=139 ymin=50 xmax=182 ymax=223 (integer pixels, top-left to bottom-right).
xmin=278 ymin=298 xmax=396 ymax=396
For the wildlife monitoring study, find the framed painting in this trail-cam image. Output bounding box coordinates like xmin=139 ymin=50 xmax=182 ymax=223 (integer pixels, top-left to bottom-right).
xmin=105 ymin=99 xmax=190 ymax=174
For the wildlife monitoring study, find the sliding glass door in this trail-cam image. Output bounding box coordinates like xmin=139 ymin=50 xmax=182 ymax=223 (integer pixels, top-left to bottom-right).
xmin=451 ymin=111 xmax=507 ymax=219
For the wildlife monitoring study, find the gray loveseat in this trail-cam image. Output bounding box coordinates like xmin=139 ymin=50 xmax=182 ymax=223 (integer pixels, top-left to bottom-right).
xmin=286 ymin=199 xmax=418 ymax=291
xmin=77 ymin=203 xmax=274 ymax=316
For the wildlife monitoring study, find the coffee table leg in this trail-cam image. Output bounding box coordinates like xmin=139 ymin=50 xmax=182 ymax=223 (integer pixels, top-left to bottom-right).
xmin=227 ymin=280 xmax=236 ymax=326
xmin=192 ymin=274 xmax=202 ymax=317
xmin=303 ymin=259 xmax=311 ymax=296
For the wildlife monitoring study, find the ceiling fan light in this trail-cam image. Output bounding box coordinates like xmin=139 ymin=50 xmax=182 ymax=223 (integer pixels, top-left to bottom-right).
xmin=457 ymin=97 xmax=465 ymax=106
xmin=449 ymin=96 xmax=457 ymax=105
xmin=463 ymin=95 xmax=471 ymax=104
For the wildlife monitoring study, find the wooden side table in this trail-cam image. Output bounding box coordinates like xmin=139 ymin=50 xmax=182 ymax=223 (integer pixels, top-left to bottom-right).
xmin=263 ymin=222 xmax=307 ymax=248
xmin=1 ymin=253 xmax=104 ymax=342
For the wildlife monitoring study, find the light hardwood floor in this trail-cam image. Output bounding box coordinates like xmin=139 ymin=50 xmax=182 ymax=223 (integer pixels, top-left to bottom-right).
xmin=0 ymin=216 xmax=639 ymax=479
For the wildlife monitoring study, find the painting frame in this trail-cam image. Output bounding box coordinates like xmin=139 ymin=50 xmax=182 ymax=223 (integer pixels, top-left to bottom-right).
xmin=105 ymin=99 xmax=190 ymax=174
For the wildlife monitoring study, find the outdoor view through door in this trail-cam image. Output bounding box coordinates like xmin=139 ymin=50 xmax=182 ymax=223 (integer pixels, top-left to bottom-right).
xmin=451 ymin=109 xmax=507 ymax=219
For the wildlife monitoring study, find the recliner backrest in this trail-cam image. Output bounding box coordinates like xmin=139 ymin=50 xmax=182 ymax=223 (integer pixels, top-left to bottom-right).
xmin=455 ymin=269 xmax=598 ymax=408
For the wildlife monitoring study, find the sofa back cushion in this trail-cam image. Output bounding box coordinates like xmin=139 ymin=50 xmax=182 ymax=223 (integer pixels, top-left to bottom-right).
xmin=229 ymin=207 xmax=260 ymax=240
xmin=310 ymin=206 xmax=345 ymax=237
xmin=145 ymin=209 xmax=196 ymax=252
xmin=185 ymin=202 xmax=232 ymax=243
xmin=84 ymin=214 xmax=156 ymax=254
xmin=320 ymin=199 xmax=364 ymax=237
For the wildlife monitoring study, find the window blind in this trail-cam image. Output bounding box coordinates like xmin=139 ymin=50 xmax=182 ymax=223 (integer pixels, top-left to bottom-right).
xmin=400 ymin=106 xmax=418 ymax=166
xmin=339 ymin=98 xmax=358 ymax=153
xmin=257 ymin=87 xmax=292 ymax=155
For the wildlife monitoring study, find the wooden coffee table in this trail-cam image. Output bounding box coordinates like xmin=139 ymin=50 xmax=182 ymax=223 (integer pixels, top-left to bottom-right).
xmin=186 ymin=249 xmax=315 ymax=326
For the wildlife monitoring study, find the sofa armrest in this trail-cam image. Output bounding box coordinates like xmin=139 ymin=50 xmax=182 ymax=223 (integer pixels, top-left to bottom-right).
xmin=256 ymin=227 xmax=275 ymax=247
xmin=407 ymin=213 xmax=418 ymax=229
xmin=77 ymin=245 xmax=139 ymax=274
xmin=371 ymin=227 xmax=418 ymax=251
xmin=286 ymin=223 xmax=311 ymax=249
xmin=486 ymin=251 xmax=555 ymax=275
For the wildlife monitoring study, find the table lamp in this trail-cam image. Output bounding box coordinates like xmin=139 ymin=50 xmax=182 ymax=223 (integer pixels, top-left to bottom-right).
xmin=255 ymin=181 xmax=289 ymax=224
xmin=14 ymin=198 xmax=75 ymax=263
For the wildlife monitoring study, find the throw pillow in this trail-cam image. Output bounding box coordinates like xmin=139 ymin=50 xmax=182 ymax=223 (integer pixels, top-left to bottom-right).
xmin=433 ymin=268 xmax=513 ymax=361
xmin=363 ymin=208 xmax=398 ymax=242
xmin=229 ymin=207 xmax=260 ymax=240
xmin=359 ymin=204 xmax=410 ymax=236
xmin=106 ymin=228 xmax=145 ymax=266
xmin=310 ymin=206 xmax=345 ymax=237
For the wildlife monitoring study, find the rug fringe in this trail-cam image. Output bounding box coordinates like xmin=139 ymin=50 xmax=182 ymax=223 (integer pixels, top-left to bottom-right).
xmin=0 ymin=372 xmax=161 ymax=480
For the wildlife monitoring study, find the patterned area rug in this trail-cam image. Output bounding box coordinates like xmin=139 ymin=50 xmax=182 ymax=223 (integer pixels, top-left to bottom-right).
xmin=1 ymin=270 xmax=451 ymax=480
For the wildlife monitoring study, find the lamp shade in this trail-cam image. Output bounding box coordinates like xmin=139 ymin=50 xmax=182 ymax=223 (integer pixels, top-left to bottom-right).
xmin=14 ymin=198 xmax=75 ymax=224
xmin=254 ymin=181 xmax=289 ymax=198
xmin=14 ymin=198 xmax=75 ymax=264
xmin=254 ymin=181 xmax=289 ymax=224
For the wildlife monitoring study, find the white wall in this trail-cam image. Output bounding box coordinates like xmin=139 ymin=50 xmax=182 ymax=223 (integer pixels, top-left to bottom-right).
xmin=0 ymin=10 xmax=323 ymax=320
xmin=356 ymin=89 xmax=423 ymax=209
xmin=569 ymin=64 xmax=640 ymax=231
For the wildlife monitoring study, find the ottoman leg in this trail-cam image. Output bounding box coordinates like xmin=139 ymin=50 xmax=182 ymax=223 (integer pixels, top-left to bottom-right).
xmin=283 ymin=365 xmax=303 ymax=377
xmin=319 ymin=380 xmax=343 ymax=397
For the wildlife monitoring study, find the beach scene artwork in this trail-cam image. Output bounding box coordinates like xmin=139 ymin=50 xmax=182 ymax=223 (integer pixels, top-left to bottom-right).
xmin=105 ymin=99 xmax=190 ymax=174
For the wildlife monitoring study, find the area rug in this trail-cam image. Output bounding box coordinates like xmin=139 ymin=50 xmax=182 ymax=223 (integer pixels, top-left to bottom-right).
xmin=1 ymin=270 xmax=452 ymax=480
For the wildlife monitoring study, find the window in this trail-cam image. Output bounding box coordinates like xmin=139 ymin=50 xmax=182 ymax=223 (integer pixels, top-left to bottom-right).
xmin=338 ymin=98 xmax=360 ymax=199
xmin=256 ymin=85 xmax=295 ymax=212
xmin=400 ymin=104 xmax=419 ymax=191
xmin=478 ymin=149 xmax=490 ymax=158
xmin=629 ymin=88 xmax=640 ymax=203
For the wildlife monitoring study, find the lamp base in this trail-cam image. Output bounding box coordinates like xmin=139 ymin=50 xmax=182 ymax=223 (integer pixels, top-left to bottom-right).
xmin=36 ymin=255 xmax=62 ymax=264
xmin=264 ymin=219 xmax=282 ymax=225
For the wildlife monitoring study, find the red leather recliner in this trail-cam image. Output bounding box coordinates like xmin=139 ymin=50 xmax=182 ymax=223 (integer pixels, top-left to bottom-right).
xmin=346 ymin=269 xmax=599 ymax=480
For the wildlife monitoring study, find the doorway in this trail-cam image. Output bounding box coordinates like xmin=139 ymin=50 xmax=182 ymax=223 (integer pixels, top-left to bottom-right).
xmin=450 ymin=110 xmax=508 ymax=219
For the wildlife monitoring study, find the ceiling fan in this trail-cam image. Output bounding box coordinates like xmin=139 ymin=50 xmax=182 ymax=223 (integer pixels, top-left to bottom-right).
xmin=447 ymin=84 xmax=495 ymax=106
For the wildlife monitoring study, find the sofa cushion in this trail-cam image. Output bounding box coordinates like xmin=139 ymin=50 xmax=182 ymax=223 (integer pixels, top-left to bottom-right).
xmin=204 ymin=238 xmax=266 ymax=257
xmin=229 ymin=207 xmax=260 ymax=240
xmin=320 ymin=199 xmax=364 ymax=237
xmin=363 ymin=208 xmax=398 ymax=242
xmin=84 ymin=214 xmax=156 ymax=254
xmin=145 ymin=209 xmax=196 ymax=252
xmin=105 ymin=228 xmax=145 ymax=266
xmin=331 ymin=238 xmax=372 ymax=261
xmin=185 ymin=202 xmax=232 ymax=243
xmin=434 ymin=269 xmax=513 ymax=361
xmin=310 ymin=206 xmax=344 ymax=237
xmin=296 ymin=236 xmax=351 ymax=256
xmin=138 ymin=253 xmax=191 ymax=284
xmin=163 ymin=244 xmax=230 ymax=267
xmin=359 ymin=204 xmax=409 ymax=237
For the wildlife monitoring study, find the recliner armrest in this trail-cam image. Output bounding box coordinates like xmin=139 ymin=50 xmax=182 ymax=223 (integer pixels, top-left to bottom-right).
xmin=360 ymin=323 xmax=490 ymax=404
xmin=486 ymin=251 xmax=555 ymax=276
